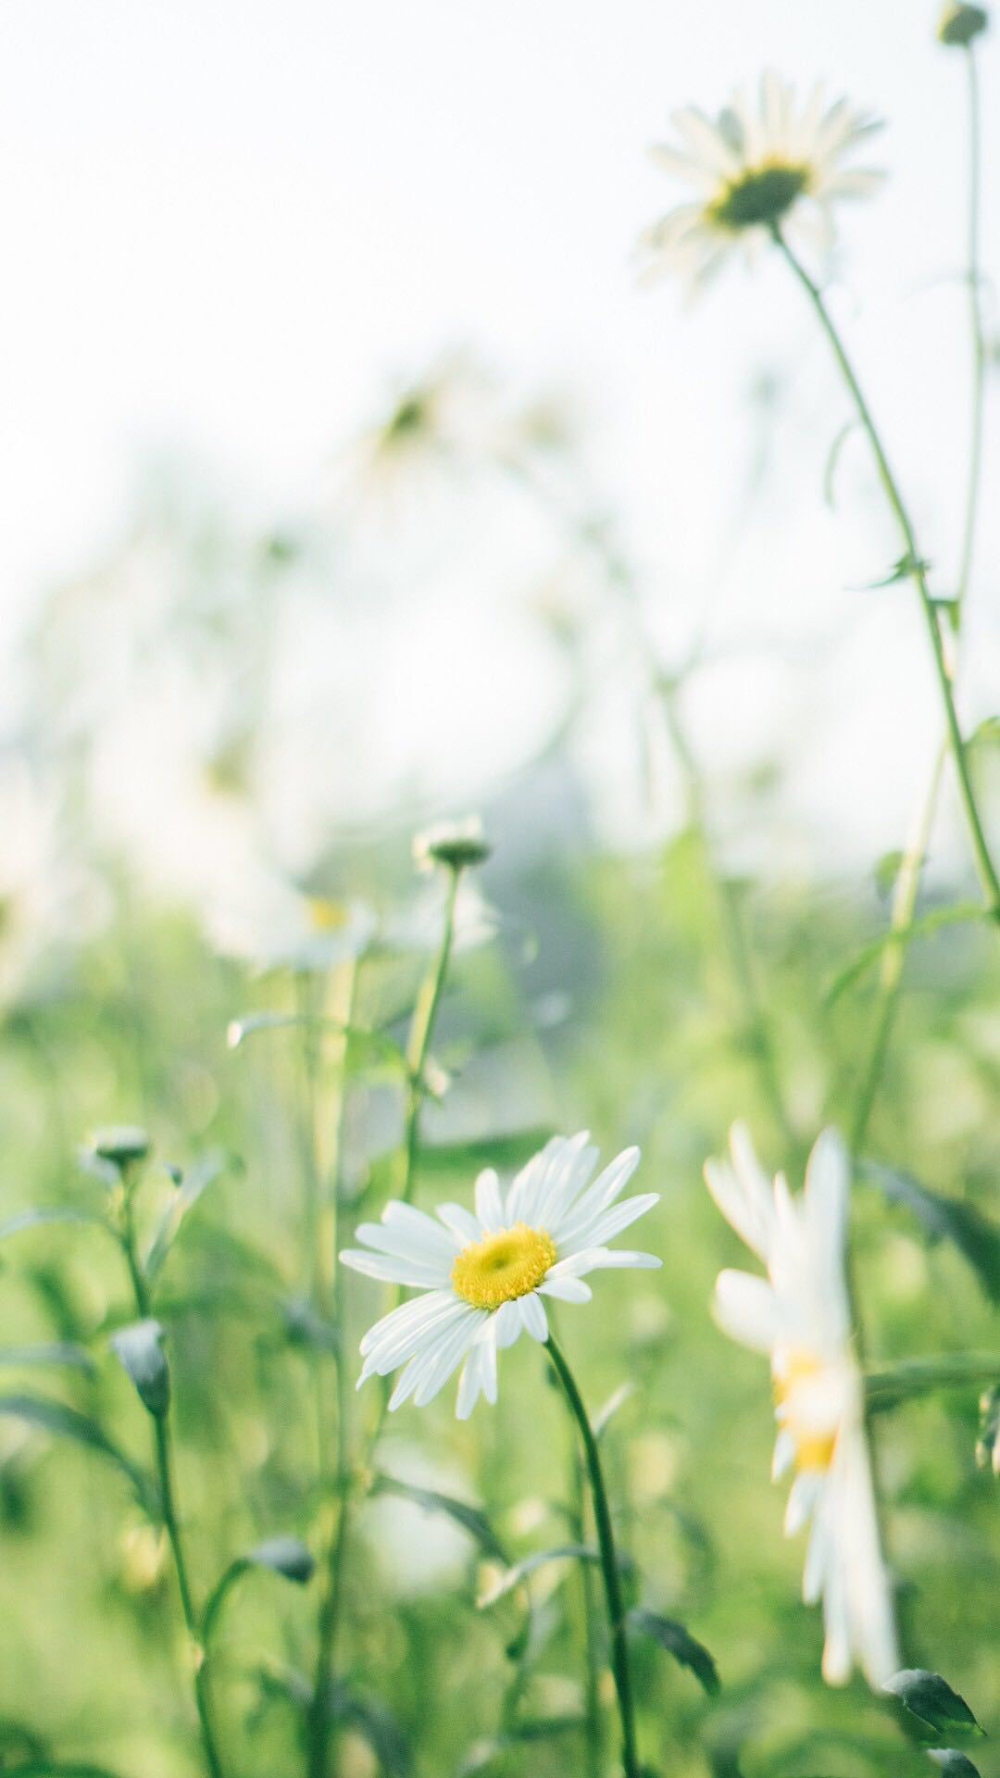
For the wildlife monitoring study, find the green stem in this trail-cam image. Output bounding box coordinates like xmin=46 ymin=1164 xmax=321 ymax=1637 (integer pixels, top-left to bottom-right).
xmin=400 ymin=864 xmax=462 ymax=1205
xmin=120 ymin=1191 xmax=226 ymax=1778
xmin=850 ymin=739 xmax=947 ymax=1152
xmin=775 ymin=231 xmax=1000 ymax=924
xmin=955 ymin=45 xmax=985 ymax=624
xmin=545 ymin=1333 xmax=639 ymax=1778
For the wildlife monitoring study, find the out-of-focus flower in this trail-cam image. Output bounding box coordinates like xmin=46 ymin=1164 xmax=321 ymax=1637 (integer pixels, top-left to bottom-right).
xmin=206 ymin=872 xmax=377 ymax=974
xmin=412 ymin=815 xmax=491 ymax=874
xmin=704 ymin=1124 xmax=899 ymax=1688
xmin=342 ymin=1133 xmax=659 ymax=1418
xmin=640 ymin=71 xmax=884 ymax=293
xmin=937 ymin=3 xmax=989 ymax=44
xmin=0 ymin=760 xmax=106 ymax=1007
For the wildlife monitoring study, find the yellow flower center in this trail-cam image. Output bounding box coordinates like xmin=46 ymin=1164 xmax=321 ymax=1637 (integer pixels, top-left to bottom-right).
xmin=306 ymin=897 xmax=349 ymax=933
xmin=773 ymin=1349 xmax=838 ymax=1473
xmin=710 ymin=161 xmax=811 ymax=232
xmin=451 ymin=1223 xmax=556 ymax=1310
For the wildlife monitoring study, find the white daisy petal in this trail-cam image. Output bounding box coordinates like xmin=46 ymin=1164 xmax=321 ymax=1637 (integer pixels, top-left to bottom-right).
xmin=712 ymin=1268 xmax=783 ymax=1352
xmin=550 ymin=1145 xmax=641 ymax=1243
xmin=537 ymin=1276 xmax=593 ymax=1303
xmin=518 ymin=1292 xmax=548 ymax=1342
xmin=436 ymin=1202 xmax=483 ymax=1244
xmin=474 ymin=1168 xmax=504 ymax=1229
xmin=566 ymin=1191 xmax=660 ymax=1251
xmin=493 ymin=1299 xmax=522 ymax=1348
xmin=339 ymin=1249 xmax=449 ymax=1288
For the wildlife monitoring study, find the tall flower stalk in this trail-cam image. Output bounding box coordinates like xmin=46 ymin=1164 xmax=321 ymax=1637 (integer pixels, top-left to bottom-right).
xmin=851 ymin=24 xmax=990 ymax=1147
xmin=113 ymin=1153 xmax=227 ymax=1778
xmin=545 ymin=1332 xmax=641 ymax=1778
xmin=772 ymin=226 xmax=1000 ymax=924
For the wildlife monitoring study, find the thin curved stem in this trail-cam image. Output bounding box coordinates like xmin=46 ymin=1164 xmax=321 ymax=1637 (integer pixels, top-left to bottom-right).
xmin=956 ymin=45 xmax=985 ymax=623
xmin=545 ymin=1333 xmax=640 ymax=1778
xmin=400 ymin=864 xmax=461 ymax=1205
xmin=774 ymin=231 xmax=1000 ymax=925
xmin=120 ymin=1192 xmax=226 ymax=1778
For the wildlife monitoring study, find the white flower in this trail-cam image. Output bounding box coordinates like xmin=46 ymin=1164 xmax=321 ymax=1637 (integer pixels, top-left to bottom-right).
xmin=704 ymin=1123 xmax=899 ymax=1688
xmin=207 ymin=873 xmax=377 ymax=973
xmin=341 ymin=1133 xmax=660 ymax=1419
xmin=640 ymin=71 xmax=884 ymax=293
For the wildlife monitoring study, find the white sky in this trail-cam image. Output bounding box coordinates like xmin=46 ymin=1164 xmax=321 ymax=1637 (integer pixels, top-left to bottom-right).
xmin=1 ymin=0 xmax=998 ymax=879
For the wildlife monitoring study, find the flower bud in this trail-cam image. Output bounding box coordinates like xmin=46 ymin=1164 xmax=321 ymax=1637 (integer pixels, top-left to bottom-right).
xmin=412 ymin=816 xmax=491 ymax=874
xmin=937 ymin=3 xmax=989 ymax=45
xmin=88 ymin=1125 xmax=151 ymax=1169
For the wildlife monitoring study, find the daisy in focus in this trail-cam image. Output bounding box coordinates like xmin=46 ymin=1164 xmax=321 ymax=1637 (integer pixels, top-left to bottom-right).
xmin=704 ymin=1123 xmax=899 ymax=1688
xmin=341 ymin=1133 xmax=659 ymax=1419
xmin=640 ymin=71 xmax=884 ymax=292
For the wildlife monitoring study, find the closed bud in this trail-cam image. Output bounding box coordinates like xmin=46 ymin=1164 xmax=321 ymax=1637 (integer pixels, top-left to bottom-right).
xmin=89 ymin=1125 xmax=151 ymax=1170
xmin=412 ymin=816 xmax=491 ymax=874
xmin=937 ymin=3 xmax=989 ymax=44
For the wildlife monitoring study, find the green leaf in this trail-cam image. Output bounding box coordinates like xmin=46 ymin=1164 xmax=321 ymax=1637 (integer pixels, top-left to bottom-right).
xmin=0 ymin=1392 xmax=154 ymax=1507
xmin=862 ymin=1161 xmax=1000 ymax=1302
xmin=855 ymin=552 xmax=932 ymax=590
xmin=110 ymin=1320 xmax=170 ymax=1417
xmin=373 ymin=1474 xmax=508 ymax=1563
xmin=823 ymin=417 xmax=862 ymax=508
xmin=874 ymin=850 xmax=904 ymax=897
xmin=144 ymin=1149 xmax=233 ymax=1283
xmin=0 ymin=1343 xmax=95 ymax=1375
xmin=627 ymin=1606 xmax=720 ymax=1695
xmin=865 ymin=1355 xmax=1000 ymax=1413
xmin=883 ymin=1670 xmax=983 ymax=1740
xmin=227 ymin=1012 xmax=404 ymax=1071
xmin=928 ymin=1754 xmax=983 ymax=1778
xmin=477 ymin=1543 xmax=599 ymax=1607
xmin=970 ymin=715 xmax=1000 ymax=750
xmin=0 ymin=1206 xmax=116 ymax=1244
xmin=826 ymin=902 xmax=986 ymax=1006
xmin=592 ymin=1380 xmax=636 ymax=1439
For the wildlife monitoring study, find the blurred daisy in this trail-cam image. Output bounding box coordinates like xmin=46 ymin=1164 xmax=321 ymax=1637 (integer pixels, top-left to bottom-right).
xmin=704 ymin=1123 xmax=899 ymax=1688
xmin=207 ymin=871 xmax=377 ymax=973
xmin=641 ymin=71 xmax=884 ymax=292
xmin=342 ymin=1133 xmax=659 ymax=1419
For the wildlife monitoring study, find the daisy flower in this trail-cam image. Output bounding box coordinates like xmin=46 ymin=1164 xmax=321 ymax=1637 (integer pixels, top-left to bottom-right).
xmin=704 ymin=1123 xmax=899 ymax=1688
xmin=640 ymin=71 xmax=884 ymax=293
xmin=341 ymin=1133 xmax=660 ymax=1419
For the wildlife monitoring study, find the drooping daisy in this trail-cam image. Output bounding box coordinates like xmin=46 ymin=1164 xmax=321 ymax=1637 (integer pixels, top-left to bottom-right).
xmin=704 ymin=1123 xmax=899 ymax=1688
xmin=640 ymin=71 xmax=884 ymax=293
xmin=341 ymin=1133 xmax=660 ymax=1419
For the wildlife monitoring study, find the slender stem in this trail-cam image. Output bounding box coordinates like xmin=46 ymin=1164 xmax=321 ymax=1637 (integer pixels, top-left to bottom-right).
xmin=400 ymin=864 xmax=461 ymax=1205
xmin=851 ymin=739 xmax=947 ymax=1152
xmin=848 ymin=48 xmax=987 ymax=1147
xmin=120 ymin=1189 xmax=226 ymax=1778
xmin=573 ymin=1431 xmax=604 ymax=1778
xmin=956 ymin=46 xmax=985 ymax=623
xmin=544 ymin=1333 xmax=639 ymax=1778
xmin=775 ymin=231 xmax=1000 ymax=924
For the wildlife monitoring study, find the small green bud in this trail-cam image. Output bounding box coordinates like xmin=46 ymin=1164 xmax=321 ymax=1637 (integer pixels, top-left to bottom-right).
xmin=412 ymin=816 xmax=491 ymax=874
xmin=937 ymin=3 xmax=989 ymax=45
xmin=89 ymin=1125 xmax=151 ymax=1169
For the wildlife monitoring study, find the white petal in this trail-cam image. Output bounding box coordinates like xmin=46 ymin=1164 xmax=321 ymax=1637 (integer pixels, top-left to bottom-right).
xmin=436 ymin=1202 xmax=482 ymax=1244
xmin=550 ymin=1146 xmax=641 ymax=1243
xmin=537 ymin=1277 xmax=593 ymax=1303
xmin=568 ymin=1192 xmax=659 ymax=1251
xmin=381 ymin=1199 xmax=461 ymax=1256
xmin=505 ymin=1132 xmax=589 ymax=1227
xmin=518 ymin=1292 xmax=548 ymax=1342
xmin=474 ymin=1168 xmax=504 ymax=1229
xmin=493 ymin=1299 xmax=522 ymax=1348
xmin=713 ymin=1269 xmax=783 ymax=1352
xmin=339 ymin=1249 xmax=448 ymax=1288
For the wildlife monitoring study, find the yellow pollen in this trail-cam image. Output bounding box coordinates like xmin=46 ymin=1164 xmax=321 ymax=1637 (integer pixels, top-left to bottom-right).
xmin=450 ymin=1222 xmax=556 ymax=1310
xmin=773 ymin=1349 xmax=837 ymax=1473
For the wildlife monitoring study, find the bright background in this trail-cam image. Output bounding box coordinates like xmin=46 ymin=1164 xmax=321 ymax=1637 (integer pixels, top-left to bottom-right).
xmin=1 ymin=0 xmax=997 ymax=884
